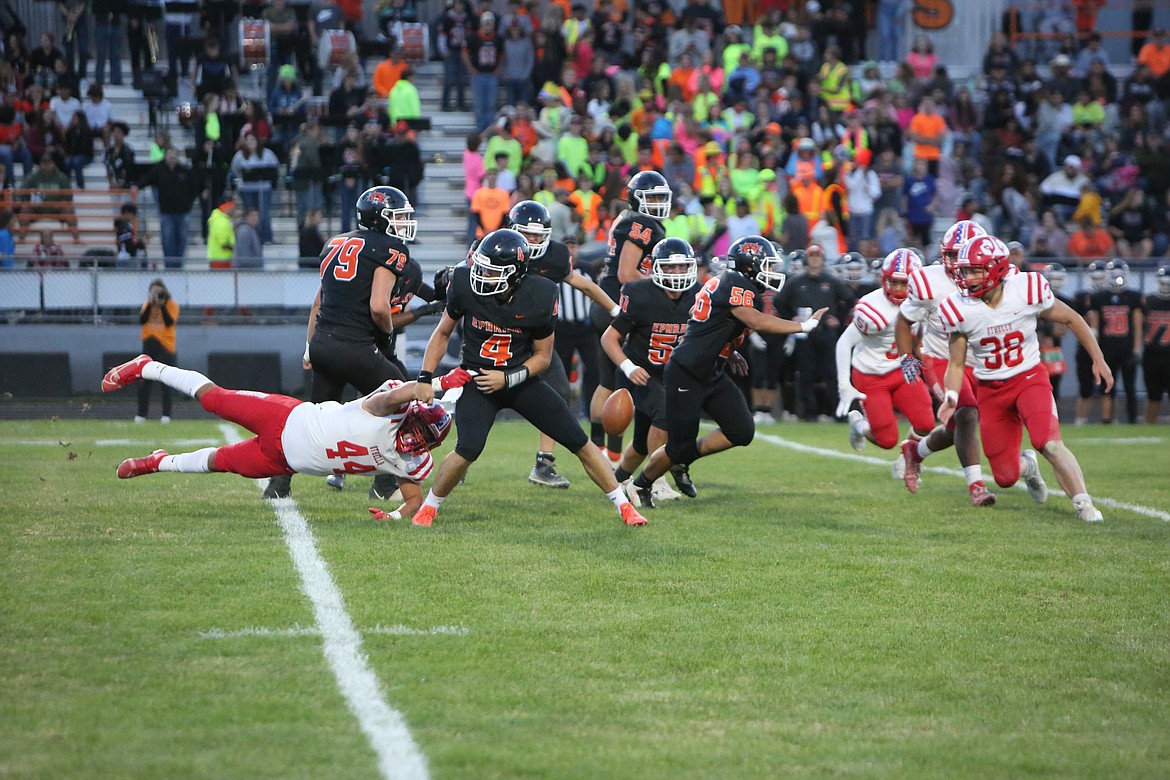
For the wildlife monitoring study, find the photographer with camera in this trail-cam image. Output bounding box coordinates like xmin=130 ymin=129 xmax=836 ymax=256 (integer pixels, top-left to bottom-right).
xmin=135 ymin=279 xmax=180 ymax=423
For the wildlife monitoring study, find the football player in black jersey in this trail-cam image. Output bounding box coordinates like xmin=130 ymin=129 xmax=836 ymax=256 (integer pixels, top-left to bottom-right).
xmin=626 ymin=236 xmax=827 ymax=509
xmin=503 ymin=200 xmax=622 ymax=489
xmin=264 ymin=185 xmax=444 ymax=499
xmin=411 ymin=229 xmax=648 ymax=527
xmin=1074 ymin=261 xmax=1107 ymax=424
xmin=1143 ymin=266 xmax=1170 ymax=424
xmin=601 ymin=238 xmax=700 ymax=502
xmin=1087 ymin=260 xmax=1145 ymax=424
xmin=589 ymin=170 xmax=672 ymax=462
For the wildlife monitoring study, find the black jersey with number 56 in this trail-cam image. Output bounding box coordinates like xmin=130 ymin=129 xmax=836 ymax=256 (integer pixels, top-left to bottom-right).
xmin=669 ymin=270 xmax=764 ymax=378
xmin=599 ymin=209 xmax=664 ymax=297
xmin=316 ymin=230 xmax=413 ymax=342
xmin=611 ymin=277 xmax=697 ymax=377
xmin=445 ymin=264 xmax=559 ymax=371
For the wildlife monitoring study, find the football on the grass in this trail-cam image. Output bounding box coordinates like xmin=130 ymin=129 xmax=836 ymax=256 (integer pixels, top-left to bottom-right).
xmin=602 ymin=388 xmax=634 ymax=436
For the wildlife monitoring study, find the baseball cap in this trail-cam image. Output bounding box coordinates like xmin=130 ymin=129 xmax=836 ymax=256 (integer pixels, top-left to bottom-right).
xmin=797 ymin=137 xmax=816 ymax=151
xmin=1063 ymin=154 xmax=1082 ymax=169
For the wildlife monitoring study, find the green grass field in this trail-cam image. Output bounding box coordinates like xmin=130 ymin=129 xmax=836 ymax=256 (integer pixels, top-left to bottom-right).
xmin=2 ymin=417 xmax=1168 ymax=779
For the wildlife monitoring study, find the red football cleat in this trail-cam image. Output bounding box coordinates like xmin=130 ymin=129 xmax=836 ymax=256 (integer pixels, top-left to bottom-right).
xmin=969 ymin=482 xmax=997 ymax=507
xmin=603 ymin=447 xmax=622 ymax=464
xmin=102 ymin=354 xmax=153 ymax=393
xmin=620 ymin=502 xmax=647 ymax=526
xmin=411 ymin=505 xmax=437 ymax=527
xmin=900 ymin=439 xmax=923 ymax=494
xmin=117 ymin=449 xmax=168 ymax=479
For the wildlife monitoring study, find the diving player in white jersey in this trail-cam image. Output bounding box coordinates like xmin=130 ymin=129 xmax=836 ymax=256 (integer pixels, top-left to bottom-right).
xmin=836 ymin=249 xmax=937 ymax=456
xmin=893 ymin=220 xmax=996 ymax=505
xmin=102 ymin=354 xmax=473 ymax=520
xmin=936 ymin=236 xmax=1113 ymax=522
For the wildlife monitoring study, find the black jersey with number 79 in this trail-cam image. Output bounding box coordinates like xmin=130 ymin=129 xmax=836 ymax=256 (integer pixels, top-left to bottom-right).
xmin=669 ymin=270 xmax=764 ymax=378
xmin=445 ymin=264 xmax=559 ymax=371
xmin=316 ymin=230 xmax=413 ymax=342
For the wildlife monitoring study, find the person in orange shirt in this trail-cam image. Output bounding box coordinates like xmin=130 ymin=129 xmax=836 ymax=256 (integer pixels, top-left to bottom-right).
xmin=907 ymin=97 xmax=946 ymax=176
xmin=669 ymin=53 xmax=697 ymax=101
xmin=372 ymin=47 xmax=409 ymax=99
xmin=470 ymin=169 xmax=511 ymax=238
xmin=1067 ymin=216 xmax=1116 ymax=261
xmin=136 ymin=279 xmax=181 ymax=424
xmin=1137 ymin=27 xmax=1170 ymax=80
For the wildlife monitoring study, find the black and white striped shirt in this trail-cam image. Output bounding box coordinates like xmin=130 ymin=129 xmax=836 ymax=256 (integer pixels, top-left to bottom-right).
xmin=558 ymin=280 xmax=591 ymax=324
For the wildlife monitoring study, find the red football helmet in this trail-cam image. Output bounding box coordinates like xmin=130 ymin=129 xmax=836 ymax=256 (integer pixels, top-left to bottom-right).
xmin=396 ymin=402 xmax=452 ymax=455
xmin=954 ymin=235 xmax=1010 ymax=297
xmin=940 ymin=220 xmax=988 ymax=284
xmin=880 ymin=248 xmax=922 ymax=303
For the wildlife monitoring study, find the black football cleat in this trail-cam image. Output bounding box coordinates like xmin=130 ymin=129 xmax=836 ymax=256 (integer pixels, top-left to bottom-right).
xmin=528 ymin=458 xmax=570 ymax=488
xmin=263 ymin=475 xmax=292 ymax=499
xmin=369 ymin=474 xmax=401 ymax=501
xmin=669 ymin=464 xmax=697 ymax=498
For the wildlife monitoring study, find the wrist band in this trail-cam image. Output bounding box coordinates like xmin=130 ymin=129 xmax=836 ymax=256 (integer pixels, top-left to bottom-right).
xmin=416 ymin=370 xmax=434 ymax=385
xmin=619 ymin=359 xmax=638 ymax=378
xmin=303 ymin=342 xmax=310 ymax=362
xmin=610 ymin=304 xmax=621 ymax=317
xmin=505 ymin=366 xmax=529 ymax=388
xmin=944 ymin=389 xmax=959 ymax=405
xmin=801 ymin=318 xmax=819 ymax=333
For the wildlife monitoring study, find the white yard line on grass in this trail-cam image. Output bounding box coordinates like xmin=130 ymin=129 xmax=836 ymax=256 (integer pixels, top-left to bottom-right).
xmin=200 ymin=625 xmax=470 ymax=639
xmin=3 ymin=438 xmax=220 ymax=446
xmin=745 ymin=428 xmax=1170 ymax=522
xmin=1077 ymin=437 xmax=1164 ymax=445
xmin=218 ymin=423 xmax=430 ymax=780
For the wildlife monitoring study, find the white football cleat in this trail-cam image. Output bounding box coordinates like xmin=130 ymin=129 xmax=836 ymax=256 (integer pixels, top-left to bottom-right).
xmin=326 ymin=473 xmax=345 ymax=491
xmin=1073 ymin=497 xmax=1104 ymax=523
xmin=651 ymin=477 xmax=681 ymax=502
xmin=847 ymin=410 xmax=866 ymax=451
xmin=1021 ymin=449 xmax=1048 ymax=504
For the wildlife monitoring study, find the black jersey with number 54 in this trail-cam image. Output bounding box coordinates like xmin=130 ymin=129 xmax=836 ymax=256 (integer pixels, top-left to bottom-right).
xmin=669 ymin=270 xmax=764 ymax=378
xmin=611 ymin=277 xmax=697 ymax=377
xmin=599 ymin=209 xmax=664 ymax=296
xmin=316 ymin=230 xmax=413 ymax=342
xmin=445 ymin=264 xmax=559 ymax=371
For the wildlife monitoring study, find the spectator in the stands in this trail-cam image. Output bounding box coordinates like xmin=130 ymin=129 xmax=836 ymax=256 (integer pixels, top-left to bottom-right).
xmin=82 ymin=83 xmax=114 ymax=148
xmin=62 ymin=110 xmax=93 ymax=189
xmin=384 ymin=120 xmax=423 ymax=206
xmin=17 ymin=154 xmax=79 ymax=242
xmin=194 ymin=38 xmax=235 ymax=101
xmin=103 ymin=121 xmax=134 ymax=189
xmin=230 ymin=132 xmax=279 ymax=244
xmin=1137 ymin=27 xmax=1170 ymax=81
xmin=336 ymin=124 xmax=363 ymax=233
xmin=0 ymin=210 xmax=13 ymax=268
xmin=23 ymin=111 xmax=63 ymax=166
xmin=438 ymin=0 xmax=471 ymax=111
xmin=48 ymin=81 xmax=81 ymax=128
xmin=503 ymin=20 xmax=534 ymax=108
xmin=238 ymin=100 xmax=272 ymax=147
xmin=206 ymin=196 xmax=236 ymax=269
xmin=289 ymin=121 xmax=325 ymax=229
xmin=92 ymin=0 xmax=124 ymax=86
xmin=1039 ymin=154 xmax=1090 ymax=222
xmin=1067 ymin=216 xmax=1115 ymax=262
xmin=0 ymin=105 xmax=33 ymax=187
xmin=263 ymin=0 xmax=300 ymax=90
xmin=29 ymin=33 xmax=65 ymax=85
xmin=329 ymin=71 xmax=366 ymax=122
xmin=135 ymin=147 xmax=204 ymax=267
xmin=465 ymin=11 xmax=504 ymax=133
xmin=471 ymin=167 xmax=510 ymax=237
xmin=372 ymin=45 xmax=408 ymax=99
xmin=31 ymin=229 xmax=66 ymax=267
xmin=234 ymin=207 xmax=263 ymax=268
xmin=1107 ymin=187 xmax=1154 ymax=259
xmin=299 ymin=207 xmax=325 ymax=267
xmin=1030 ymin=210 xmax=1069 ymax=258
xmin=902 ymin=156 xmax=936 ymax=249
xmin=388 ymin=67 xmax=421 ymax=125
xmin=270 ymin=65 xmax=305 ymax=156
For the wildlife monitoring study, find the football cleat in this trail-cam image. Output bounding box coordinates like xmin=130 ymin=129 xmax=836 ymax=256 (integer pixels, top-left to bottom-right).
xmin=369 ymin=475 xmax=401 ymax=501
xmin=117 ymin=448 xmax=168 ymax=478
xmin=652 ymin=477 xmax=681 ymax=502
xmin=625 ymin=479 xmax=655 ymax=509
xmin=891 ymin=453 xmax=906 ymax=479
xmin=1073 ymin=497 xmax=1103 ymax=523
xmin=263 ymin=475 xmax=292 ymax=499
xmin=1021 ymin=449 xmax=1048 ymax=503
xmin=529 ymin=458 xmax=570 ymax=488
xmin=847 ymin=410 xmax=867 ymax=451
xmin=411 ymin=505 xmax=437 ymax=527
xmin=969 ymin=482 xmax=997 ymax=507
xmin=326 ymin=474 xmax=346 ymax=491
xmin=620 ymin=502 xmax=648 ymax=526
xmin=102 ymin=354 xmax=152 ymax=393
xmin=669 ymin=463 xmax=698 ymax=498
xmin=900 ymin=439 xmax=922 ymax=494
xmin=603 ymin=448 xmax=622 ymax=465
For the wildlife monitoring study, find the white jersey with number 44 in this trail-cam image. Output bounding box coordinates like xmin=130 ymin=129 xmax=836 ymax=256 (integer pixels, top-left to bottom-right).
xmin=849 ymin=289 xmax=903 ymax=376
xmin=937 ymin=272 xmax=1054 ymax=381
xmin=280 ymin=380 xmax=433 ymax=481
xmin=901 ymin=264 xmax=958 ymax=361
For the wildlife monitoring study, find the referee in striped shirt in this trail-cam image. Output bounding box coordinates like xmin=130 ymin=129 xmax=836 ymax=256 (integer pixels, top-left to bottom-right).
xmin=555 ymin=237 xmax=601 ymax=419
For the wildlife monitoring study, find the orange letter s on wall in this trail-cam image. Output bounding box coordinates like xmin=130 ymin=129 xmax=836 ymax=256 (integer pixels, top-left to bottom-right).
xmin=912 ymin=0 xmax=954 ymax=30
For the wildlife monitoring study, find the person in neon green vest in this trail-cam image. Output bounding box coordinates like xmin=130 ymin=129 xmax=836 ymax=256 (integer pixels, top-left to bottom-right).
xmin=752 ymin=15 xmax=788 ymax=65
xmin=483 ymin=124 xmax=523 ymax=175
xmin=721 ymin=25 xmax=750 ymax=76
xmin=387 ymin=67 xmax=421 ymax=125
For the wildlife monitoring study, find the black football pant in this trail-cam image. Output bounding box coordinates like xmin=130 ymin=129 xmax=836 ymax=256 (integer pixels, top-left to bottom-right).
xmin=662 ymin=362 xmax=754 ymax=466
xmin=453 ymin=376 xmax=589 ymax=462
xmin=795 ymin=337 xmax=838 ymax=420
xmin=555 ymin=321 xmax=601 ymax=417
xmin=1144 ymin=353 xmax=1170 ymax=403
xmin=1102 ymin=346 xmax=1138 ymax=423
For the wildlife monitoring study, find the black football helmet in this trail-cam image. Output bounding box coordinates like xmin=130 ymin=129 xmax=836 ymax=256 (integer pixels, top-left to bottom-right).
xmin=1038 ymin=262 xmax=1067 ymax=294
xmin=1085 ymin=260 xmax=1107 ymax=292
xmin=786 ymin=248 xmax=807 ymax=275
xmin=627 ymin=170 xmax=672 ymax=220
xmin=356 ymin=185 xmax=417 ymax=241
xmin=505 ymin=200 xmax=552 ymax=259
xmin=838 ymin=251 xmax=868 ymax=283
xmin=1104 ymin=258 xmax=1128 ymax=291
xmin=727 ymin=235 xmax=787 ymax=292
xmin=470 ymin=229 xmax=530 ymax=296
xmin=649 ymin=237 xmax=698 ymax=291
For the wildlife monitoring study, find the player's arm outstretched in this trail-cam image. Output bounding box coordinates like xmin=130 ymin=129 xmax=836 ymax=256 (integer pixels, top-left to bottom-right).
xmin=568 ymin=270 xmax=619 ymax=316
xmin=835 ymin=325 xmax=865 ymax=417
xmin=601 ymin=325 xmax=649 ymax=386
xmin=937 ymin=331 xmax=970 ymax=427
xmin=1042 ymin=299 xmax=1114 ymax=391
xmin=363 ymin=369 xmax=475 ymax=416
xmin=414 ymin=310 xmax=460 ymax=403
xmin=732 ymin=304 xmax=829 ymax=335
xmin=474 ymin=334 xmax=554 ymax=394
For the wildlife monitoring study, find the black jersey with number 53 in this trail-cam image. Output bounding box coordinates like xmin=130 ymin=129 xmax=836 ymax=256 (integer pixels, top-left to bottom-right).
xmin=445 ymin=264 xmax=559 ymax=371
xmin=599 ymin=209 xmax=664 ymax=296
xmin=669 ymin=270 xmax=764 ymax=378
xmin=316 ymin=230 xmax=413 ymax=342
xmin=611 ymin=277 xmax=697 ymax=377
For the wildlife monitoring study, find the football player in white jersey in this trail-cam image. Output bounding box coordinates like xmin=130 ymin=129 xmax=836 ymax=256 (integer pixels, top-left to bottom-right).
xmin=893 ymin=220 xmax=996 ymax=506
xmin=936 ymin=236 xmax=1113 ymax=523
xmin=836 ymin=249 xmax=937 ymax=454
xmin=101 ymin=354 xmax=473 ymax=521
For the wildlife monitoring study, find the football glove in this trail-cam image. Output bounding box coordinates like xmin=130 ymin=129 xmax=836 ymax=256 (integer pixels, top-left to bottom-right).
xmin=748 ymin=332 xmax=767 ymax=351
xmin=432 ymin=266 xmax=454 ymax=300
xmin=369 ymin=507 xmax=402 ymax=521
xmin=432 ymin=367 xmax=476 ymax=392
xmin=836 ymin=382 xmax=866 ymax=418
xmin=899 ymin=353 xmax=924 ymax=385
xmin=418 ymin=300 xmax=446 ymax=318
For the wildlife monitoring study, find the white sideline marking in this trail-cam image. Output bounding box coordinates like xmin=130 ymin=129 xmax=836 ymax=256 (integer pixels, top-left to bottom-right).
xmin=96 ymin=437 xmax=220 ymax=446
xmin=1077 ymin=437 xmax=1164 ymax=445
xmin=218 ymin=423 xmax=429 ymax=780
xmin=200 ymin=625 xmax=470 ymax=639
xmin=2 ymin=438 xmax=219 ymax=447
xmin=747 ymin=429 xmax=1170 ymax=523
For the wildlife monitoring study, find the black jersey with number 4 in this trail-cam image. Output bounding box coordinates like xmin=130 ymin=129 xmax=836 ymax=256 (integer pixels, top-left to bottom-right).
xmin=316 ymin=230 xmax=413 ymax=342
xmin=1145 ymin=295 xmax=1170 ymax=357
xmin=1089 ymin=289 xmax=1143 ymax=350
xmin=670 ymin=270 xmax=764 ymax=378
xmin=600 ymin=209 xmax=665 ymax=295
xmin=446 ymin=264 xmax=559 ymax=371
xmin=612 ymin=278 xmax=697 ymax=377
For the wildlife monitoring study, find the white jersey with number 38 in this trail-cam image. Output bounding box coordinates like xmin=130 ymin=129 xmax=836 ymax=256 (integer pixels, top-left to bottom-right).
xmin=937 ymin=272 xmax=1054 ymax=381
xmin=849 ymin=289 xmax=902 ymax=376
xmin=280 ymin=380 xmax=433 ymax=481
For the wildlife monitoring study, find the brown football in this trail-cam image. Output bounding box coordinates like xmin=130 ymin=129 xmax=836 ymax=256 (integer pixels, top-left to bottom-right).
xmin=601 ymin=388 xmax=634 ymax=437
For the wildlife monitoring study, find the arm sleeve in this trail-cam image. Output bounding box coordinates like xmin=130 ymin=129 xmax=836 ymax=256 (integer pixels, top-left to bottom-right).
xmin=835 ymin=324 xmax=863 ymax=386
